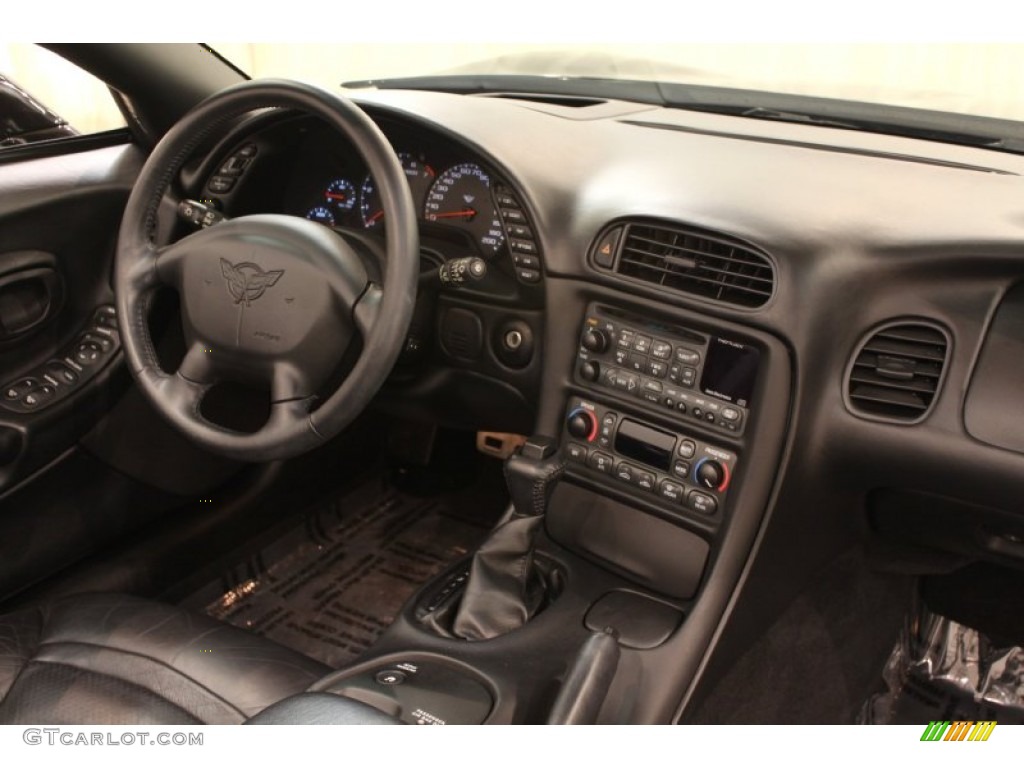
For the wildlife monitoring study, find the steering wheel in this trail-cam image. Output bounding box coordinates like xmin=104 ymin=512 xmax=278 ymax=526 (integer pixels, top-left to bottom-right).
xmin=115 ymin=80 xmax=418 ymax=462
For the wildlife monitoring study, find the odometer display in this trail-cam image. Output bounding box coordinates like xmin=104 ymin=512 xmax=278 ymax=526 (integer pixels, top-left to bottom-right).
xmin=424 ymin=163 xmax=505 ymax=255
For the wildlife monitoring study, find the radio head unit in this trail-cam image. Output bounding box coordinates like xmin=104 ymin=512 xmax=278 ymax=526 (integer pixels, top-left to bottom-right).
xmin=575 ymin=305 xmax=759 ymax=435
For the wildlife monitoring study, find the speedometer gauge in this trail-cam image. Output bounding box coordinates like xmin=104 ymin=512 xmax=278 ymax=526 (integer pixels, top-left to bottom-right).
xmin=325 ymin=179 xmax=356 ymax=211
xmin=424 ymin=163 xmax=504 ymax=255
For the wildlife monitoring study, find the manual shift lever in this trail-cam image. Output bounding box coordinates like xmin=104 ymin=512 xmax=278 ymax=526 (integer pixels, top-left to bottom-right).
xmin=449 ymin=435 xmax=564 ymax=641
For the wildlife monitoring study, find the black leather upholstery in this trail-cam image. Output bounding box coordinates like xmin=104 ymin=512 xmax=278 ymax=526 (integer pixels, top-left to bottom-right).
xmin=0 ymin=593 xmax=331 ymax=724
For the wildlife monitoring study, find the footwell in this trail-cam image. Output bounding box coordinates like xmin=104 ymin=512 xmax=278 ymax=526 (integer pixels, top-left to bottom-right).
xmin=181 ymin=480 xmax=492 ymax=667
xmin=861 ymin=606 xmax=1024 ymax=725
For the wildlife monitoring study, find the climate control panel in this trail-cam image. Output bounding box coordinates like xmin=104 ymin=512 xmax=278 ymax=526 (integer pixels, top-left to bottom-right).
xmin=575 ymin=304 xmax=759 ymax=436
xmin=562 ymin=397 xmax=736 ymax=519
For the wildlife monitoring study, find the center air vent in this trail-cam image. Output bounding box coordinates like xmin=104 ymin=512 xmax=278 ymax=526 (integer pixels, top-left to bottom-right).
xmin=592 ymin=221 xmax=774 ymax=308
xmin=846 ymin=322 xmax=950 ymax=423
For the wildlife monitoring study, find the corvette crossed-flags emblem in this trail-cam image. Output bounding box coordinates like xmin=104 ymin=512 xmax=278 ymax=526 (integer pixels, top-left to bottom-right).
xmin=220 ymin=259 xmax=284 ymax=306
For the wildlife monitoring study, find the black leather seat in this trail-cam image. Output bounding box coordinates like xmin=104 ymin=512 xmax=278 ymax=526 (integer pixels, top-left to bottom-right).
xmin=0 ymin=593 xmax=343 ymax=724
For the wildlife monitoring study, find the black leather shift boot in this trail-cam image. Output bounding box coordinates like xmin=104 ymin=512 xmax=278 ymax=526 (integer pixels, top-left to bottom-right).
xmin=448 ymin=437 xmax=563 ymax=641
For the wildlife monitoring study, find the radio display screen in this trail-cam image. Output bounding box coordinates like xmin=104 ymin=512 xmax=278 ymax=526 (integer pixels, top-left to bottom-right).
xmin=614 ymin=419 xmax=676 ymax=471
xmin=700 ymin=338 xmax=760 ymax=407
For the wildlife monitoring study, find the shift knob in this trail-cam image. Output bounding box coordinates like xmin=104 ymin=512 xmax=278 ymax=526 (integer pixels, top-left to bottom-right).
xmin=505 ymin=435 xmax=564 ymax=518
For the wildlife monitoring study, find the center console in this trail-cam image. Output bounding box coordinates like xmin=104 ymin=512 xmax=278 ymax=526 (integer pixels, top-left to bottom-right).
xmin=561 ymin=303 xmax=758 ymax=522
xmin=325 ymin=292 xmax=787 ymax=725
xmin=544 ymin=302 xmax=766 ymax=602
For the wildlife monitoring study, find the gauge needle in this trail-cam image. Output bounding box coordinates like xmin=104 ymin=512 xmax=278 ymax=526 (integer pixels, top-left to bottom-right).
xmin=326 ymin=193 xmax=347 ymax=201
xmin=367 ymin=210 xmax=384 ymax=224
xmin=431 ymin=208 xmax=477 ymax=220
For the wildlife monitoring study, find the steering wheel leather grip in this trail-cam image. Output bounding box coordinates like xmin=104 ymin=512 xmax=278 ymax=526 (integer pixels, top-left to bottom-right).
xmin=115 ymin=80 xmax=419 ymax=461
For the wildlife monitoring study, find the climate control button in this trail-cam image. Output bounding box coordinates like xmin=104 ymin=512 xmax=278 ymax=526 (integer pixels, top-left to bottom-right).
xmin=587 ymin=451 xmax=615 ymax=474
xmin=566 ymin=408 xmax=598 ymax=441
xmin=688 ymin=491 xmax=718 ymax=515
xmin=694 ymin=458 xmax=730 ymax=492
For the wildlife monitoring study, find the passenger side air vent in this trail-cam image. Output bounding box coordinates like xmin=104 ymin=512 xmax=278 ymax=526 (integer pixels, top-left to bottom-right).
xmin=593 ymin=221 xmax=774 ymax=308
xmin=846 ymin=322 xmax=950 ymax=422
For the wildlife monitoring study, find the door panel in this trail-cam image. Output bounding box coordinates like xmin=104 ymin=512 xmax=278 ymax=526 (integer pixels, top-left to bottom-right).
xmin=0 ymin=143 xmax=142 ymax=491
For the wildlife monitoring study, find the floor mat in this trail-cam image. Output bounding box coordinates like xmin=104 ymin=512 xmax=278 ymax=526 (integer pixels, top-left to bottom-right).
xmin=181 ymin=479 xmax=494 ymax=667
xmin=689 ymin=549 xmax=914 ymax=724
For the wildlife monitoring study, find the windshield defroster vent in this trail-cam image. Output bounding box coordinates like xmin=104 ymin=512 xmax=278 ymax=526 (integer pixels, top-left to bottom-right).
xmin=846 ymin=322 xmax=950 ymax=423
xmin=592 ymin=221 xmax=774 ymax=308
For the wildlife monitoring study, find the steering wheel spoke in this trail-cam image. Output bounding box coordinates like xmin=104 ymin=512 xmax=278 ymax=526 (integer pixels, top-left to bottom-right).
xmin=353 ymin=283 xmax=383 ymax=338
xmin=177 ymin=340 xmax=218 ymax=385
xmin=155 ymin=370 xmax=210 ymax=423
xmin=116 ymin=80 xmax=419 ymax=461
xmin=152 ymin=239 xmax=191 ymax=290
xmin=270 ymin=361 xmax=315 ymax=403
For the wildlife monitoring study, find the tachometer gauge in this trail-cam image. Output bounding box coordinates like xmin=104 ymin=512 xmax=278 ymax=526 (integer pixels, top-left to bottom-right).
xmin=360 ymin=153 xmax=437 ymax=229
xmin=306 ymin=206 xmax=335 ymax=226
xmin=359 ymin=176 xmax=384 ymax=229
xmin=401 ymin=154 xmax=436 ymax=202
xmin=424 ymin=163 xmax=505 ymax=255
xmin=325 ymin=179 xmax=356 ymax=211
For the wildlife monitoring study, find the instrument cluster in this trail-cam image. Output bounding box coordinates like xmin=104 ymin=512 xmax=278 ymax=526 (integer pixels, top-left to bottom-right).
xmin=286 ymin=122 xmax=507 ymax=257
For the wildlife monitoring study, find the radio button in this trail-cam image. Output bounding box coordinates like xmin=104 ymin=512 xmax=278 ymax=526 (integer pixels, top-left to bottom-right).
xmin=580 ymin=361 xmax=600 ymax=382
xmin=614 ymin=462 xmax=635 ymax=483
xmin=614 ymin=349 xmax=629 ymax=366
xmin=627 ymin=353 xmax=646 ymax=372
xmin=617 ymin=330 xmax=635 ymax=349
xmin=658 ymin=480 xmax=685 ymax=502
xmin=642 ymin=379 xmax=663 ymax=393
xmin=632 ymin=335 xmax=652 ymax=354
xmin=566 ymin=443 xmax=589 ymax=462
xmin=646 ymin=360 xmax=667 ymax=378
xmin=613 ymin=372 xmax=640 ymax=393
xmin=681 ymin=367 xmax=697 ymax=387
xmin=721 ymin=407 xmax=741 ymax=422
xmin=587 ymin=451 xmax=615 ymax=474
xmin=678 ymin=440 xmax=696 ymax=459
xmin=675 ymin=348 xmax=701 ymax=365
xmin=651 ymin=340 xmax=673 ymax=360
xmin=581 ymin=328 xmax=609 ymax=353
xmin=688 ymin=491 xmax=718 ymax=515
xmin=692 ymin=407 xmax=703 ymax=419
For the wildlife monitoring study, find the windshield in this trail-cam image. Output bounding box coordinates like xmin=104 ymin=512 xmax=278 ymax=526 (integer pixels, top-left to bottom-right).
xmin=212 ymin=43 xmax=1024 ymax=124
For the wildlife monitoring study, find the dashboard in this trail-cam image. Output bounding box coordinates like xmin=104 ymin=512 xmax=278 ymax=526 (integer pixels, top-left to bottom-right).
xmin=188 ymin=88 xmax=1024 ymax=721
